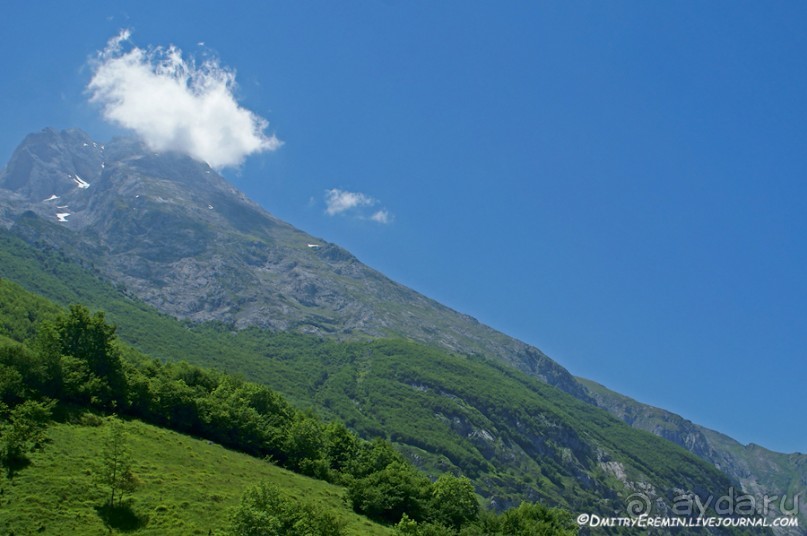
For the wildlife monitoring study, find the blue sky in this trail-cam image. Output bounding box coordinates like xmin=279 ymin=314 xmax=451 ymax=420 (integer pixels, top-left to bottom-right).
xmin=2 ymin=1 xmax=805 ymax=453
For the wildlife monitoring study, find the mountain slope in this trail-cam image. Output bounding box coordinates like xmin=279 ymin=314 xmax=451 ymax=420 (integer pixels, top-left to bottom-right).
xmin=2 ymin=228 xmax=798 ymax=535
xmin=581 ymin=378 xmax=807 ymax=533
xmin=0 ymin=127 xmax=586 ymax=400
xmin=0 ymin=251 xmax=757 ymax=534
xmin=0 ymin=418 xmax=391 ymax=535
xmin=0 ymin=128 xmax=801 ymax=532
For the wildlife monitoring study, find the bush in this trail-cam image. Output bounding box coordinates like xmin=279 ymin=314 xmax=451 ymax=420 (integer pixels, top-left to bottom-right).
xmin=230 ymin=481 xmax=346 ymax=536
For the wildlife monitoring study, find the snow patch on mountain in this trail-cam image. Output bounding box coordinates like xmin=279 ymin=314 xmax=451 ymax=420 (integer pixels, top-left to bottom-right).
xmin=70 ymin=174 xmax=90 ymax=189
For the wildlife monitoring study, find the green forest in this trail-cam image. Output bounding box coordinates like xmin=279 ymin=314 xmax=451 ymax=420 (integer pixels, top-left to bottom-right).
xmin=0 ymin=228 xmax=758 ymax=535
xmin=0 ymin=278 xmax=576 ymax=535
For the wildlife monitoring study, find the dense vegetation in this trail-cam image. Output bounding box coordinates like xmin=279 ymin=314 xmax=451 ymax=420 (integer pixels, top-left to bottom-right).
xmin=0 ymin=278 xmax=576 ymax=534
xmin=0 ymin=228 xmax=758 ymax=534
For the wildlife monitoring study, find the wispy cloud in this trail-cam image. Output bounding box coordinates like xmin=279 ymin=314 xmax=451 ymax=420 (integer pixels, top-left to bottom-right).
xmin=324 ymin=188 xmax=392 ymax=224
xmin=87 ymin=30 xmax=280 ymax=169
xmin=370 ymin=209 xmax=392 ymax=224
xmin=325 ymin=189 xmax=376 ymax=215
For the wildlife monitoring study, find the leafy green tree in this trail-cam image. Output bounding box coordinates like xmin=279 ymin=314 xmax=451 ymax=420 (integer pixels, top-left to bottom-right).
xmin=283 ymin=413 xmax=326 ymax=476
xmin=0 ymin=342 xmax=55 ymax=401
xmin=44 ymin=305 xmax=126 ymax=408
xmin=458 ymin=509 xmax=501 ymax=535
xmin=0 ymin=363 xmax=24 ymax=405
xmin=24 ymin=323 xmax=64 ymax=398
xmin=147 ymin=376 xmax=200 ymax=432
xmin=394 ymin=514 xmax=455 ymax=536
xmin=348 ymin=461 xmax=433 ymax=524
xmin=96 ymin=416 xmax=139 ymax=507
xmin=347 ymin=437 xmax=405 ymax=479
xmin=0 ymin=399 xmax=54 ymax=476
xmin=197 ymin=379 xmax=281 ymax=458
xmin=324 ymin=421 xmax=359 ymax=477
xmin=60 ymin=354 xmax=107 ymax=405
xmin=230 ymin=481 xmax=345 ymax=536
xmin=499 ymin=501 xmax=577 ymax=536
xmin=429 ymin=474 xmax=479 ymax=530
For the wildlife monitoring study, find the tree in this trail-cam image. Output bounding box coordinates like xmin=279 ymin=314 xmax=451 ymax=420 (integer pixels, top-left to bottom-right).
xmin=96 ymin=416 xmax=138 ymax=507
xmin=283 ymin=413 xmax=326 ymax=476
xmin=346 ymin=437 xmax=405 ymax=479
xmin=348 ymin=461 xmax=432 ymax=524
xmin=0 ymin=399 xmax=54 ymax=476
xmin=429 ymin=474 xmax=479 ymax=530
xmin=0 ymin=342 xmax=59 ymax=402
xmin=499 ymin=501 xmax=578 ymax=536
xmin=394 ymin=514 xmax=455 ymax=536
xmin=43 ymin=305 xmax=126 ymax=408
xmin=323 ymin=421 xmax=359 ymax=477
xmin=0 ymin=364 xmax=24 ymax=405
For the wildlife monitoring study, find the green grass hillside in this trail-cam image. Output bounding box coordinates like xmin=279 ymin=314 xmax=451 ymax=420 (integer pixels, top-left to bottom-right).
xmin=0 ymin=417 xmax=391 ymax=535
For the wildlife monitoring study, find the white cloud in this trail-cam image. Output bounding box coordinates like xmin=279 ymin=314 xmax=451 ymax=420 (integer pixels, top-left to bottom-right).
xmin=370 ymin=209 xmax=392 ymax=224
xmin=88 ymin=30 xmax=280 ymax=169
xmin=324 ymin=188 xmax=392 ymax=224
xmin=325 ymin=189 xmax=377 ymax=215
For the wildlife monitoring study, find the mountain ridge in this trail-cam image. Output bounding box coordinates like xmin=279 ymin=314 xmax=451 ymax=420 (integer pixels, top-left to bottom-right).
xmin=580 ymin=377 xmax=807 ymax=527
xmin=1 ymin=128 xmax=803 ymax=533
xmin=0 ymin=127 xmax=589 ymax=401
xmin=0 ymin=251 xmax=754 ymax=534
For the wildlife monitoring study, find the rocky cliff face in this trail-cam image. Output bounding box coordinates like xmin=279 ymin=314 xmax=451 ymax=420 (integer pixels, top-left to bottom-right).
xmin=0 ymin=128 xmax=588 ymax=400
xmin=582 ymin=379 xmax=807 ymax=535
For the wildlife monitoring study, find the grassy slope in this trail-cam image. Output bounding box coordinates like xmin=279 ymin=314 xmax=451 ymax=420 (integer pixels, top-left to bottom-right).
xmin=0 ymin=418 xmax=391 ymax=536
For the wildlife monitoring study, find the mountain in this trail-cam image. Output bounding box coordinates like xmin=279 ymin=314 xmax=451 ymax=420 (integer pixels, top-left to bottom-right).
xmin=581 ymin=379 xmax=807 ymax=530
xmin=0 ymin=232 xmax=752 ymax=535
xmin=1 ymin=128 xmax=803 ymax=533
xmin=0 ymin=128 xmax=586 ymax=400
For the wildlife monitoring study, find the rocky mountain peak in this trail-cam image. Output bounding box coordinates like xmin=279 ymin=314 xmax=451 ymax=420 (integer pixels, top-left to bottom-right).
xmin=0 ymin=127 xmax=590 ymax=401
xmin=1 ymin=128 xmax=103 ymax=202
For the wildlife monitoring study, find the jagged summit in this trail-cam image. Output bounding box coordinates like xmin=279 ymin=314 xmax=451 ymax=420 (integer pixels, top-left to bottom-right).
xmin=0 ymin=128 xmax=587 ymax=399
xmin=1 ymin=128 xmax=256 ymax=229
xmin=2 ymin=128 xmax=102 ymax=203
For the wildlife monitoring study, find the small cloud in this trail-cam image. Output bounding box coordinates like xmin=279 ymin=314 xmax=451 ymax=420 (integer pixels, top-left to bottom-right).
xmin=370 ymin=209 xmax=392 ymax=224
xmin=324 ymin=188 xmax=392 ymax=224
xmin=325 ymin=189 xmax=376 ymax=216
xmin=87 ymin=30 xmax=281 ymax=169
